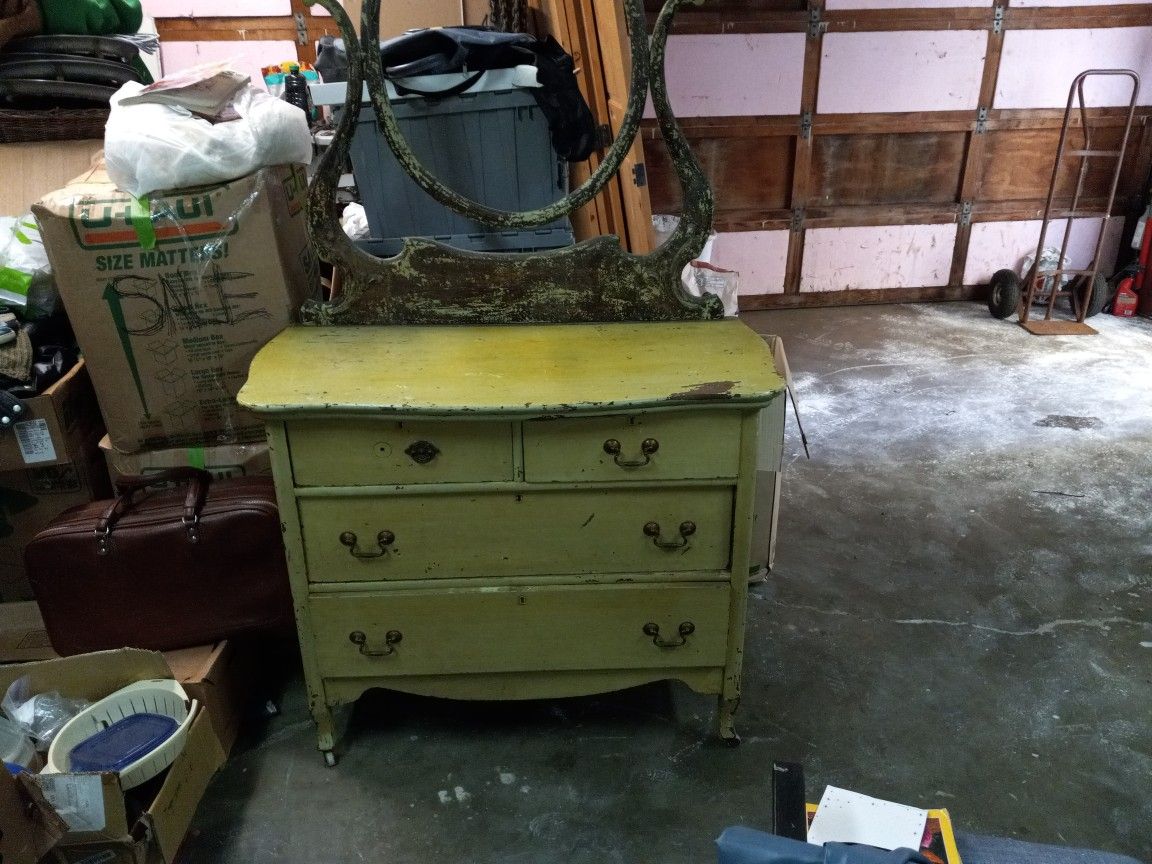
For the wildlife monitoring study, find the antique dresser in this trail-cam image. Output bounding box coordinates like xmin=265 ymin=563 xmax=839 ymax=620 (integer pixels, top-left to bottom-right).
xmin=238 ymin=0 xmax=786 ymax=765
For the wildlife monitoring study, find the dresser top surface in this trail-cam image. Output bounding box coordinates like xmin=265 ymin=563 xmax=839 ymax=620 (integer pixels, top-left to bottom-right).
xmin=239 ymin=321 xmax=785 ymax=416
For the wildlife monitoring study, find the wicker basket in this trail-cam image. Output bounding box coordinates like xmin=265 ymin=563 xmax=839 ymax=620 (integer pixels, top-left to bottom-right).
xmin=0 ymin=107 xmax=108 ymax=143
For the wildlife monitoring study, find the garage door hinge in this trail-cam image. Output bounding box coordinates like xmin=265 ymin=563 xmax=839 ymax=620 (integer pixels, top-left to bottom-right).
xmin=632 ymin=163 xmax=647 ymax=187
xmin=959 ymin=201 xmax=973 ymax=227
xmin=808 ymin=8 xmax=825 ymax=39
xmin=791 ymin=209 xmax=805 ymax=232
xmin=975 ymin=106 xmax=989 ymax=134
xmin=800 ymin=111 xmax=813 ymax=140
xmin=992 ymin=5 xmax=1005 ymax=35
xmin=294 ymin=12 xmax=308 ymax=45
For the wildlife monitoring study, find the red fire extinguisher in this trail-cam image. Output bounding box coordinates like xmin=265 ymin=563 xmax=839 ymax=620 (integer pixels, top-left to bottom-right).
xmin=1113 ymin=275 xmax=1139 ymax=317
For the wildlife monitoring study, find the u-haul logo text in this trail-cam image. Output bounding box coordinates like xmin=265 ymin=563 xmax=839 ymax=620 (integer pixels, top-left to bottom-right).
xmin=70 ymin=194 xmax=239 ymax=249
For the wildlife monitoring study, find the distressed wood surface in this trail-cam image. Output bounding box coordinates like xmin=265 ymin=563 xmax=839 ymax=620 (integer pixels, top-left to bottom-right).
xmin=289 ymin=420 xmax=516 ymax=486
xmin=237 ymin=320 xmax=785 ymax=416
xmin=302 ymin=0 xmax=721 ymax=325
xmin=308 ymin=582 xmax=732 ymax=678
xmin=521 ymin=409 xmax=741 ymax=481
xmin=299 ymin=486 xmax=734 ymax=580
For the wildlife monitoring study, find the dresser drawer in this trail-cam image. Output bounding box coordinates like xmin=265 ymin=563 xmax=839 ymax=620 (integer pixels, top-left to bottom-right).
xmin=288 ymin=420 xmax=514 ymax=486
xmin=299 ymin=486 xmax=733 ymax=581
xmin=522 ymin=411 xmax=742 ymax=482
xmin=309 ymin=583 xmax=731 ymax=678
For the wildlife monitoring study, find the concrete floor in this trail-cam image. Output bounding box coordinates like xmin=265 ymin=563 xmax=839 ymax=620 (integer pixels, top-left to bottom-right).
xmin=185 ymin=302 xmax=1152 ymax=863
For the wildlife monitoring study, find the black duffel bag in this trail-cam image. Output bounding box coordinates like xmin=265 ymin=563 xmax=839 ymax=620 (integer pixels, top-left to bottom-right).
xmin=316 ymin=27 xmax=598 ymax=162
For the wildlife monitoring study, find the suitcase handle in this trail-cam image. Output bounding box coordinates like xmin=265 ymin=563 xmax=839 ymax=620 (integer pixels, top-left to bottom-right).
xmin=96 ymin=468 xmax=213 ymax=551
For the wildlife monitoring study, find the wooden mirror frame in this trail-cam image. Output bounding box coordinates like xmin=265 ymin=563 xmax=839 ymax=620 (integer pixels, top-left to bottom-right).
xmin=303 ymin=0 xmax=721 ymax=325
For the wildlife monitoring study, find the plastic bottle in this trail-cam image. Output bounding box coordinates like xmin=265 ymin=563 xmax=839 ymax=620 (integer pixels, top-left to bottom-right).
xmin=0 ymin=716 xmax=35 ymax=769
xmin=283 ymin=64 xmax=311 ymax=117
xmin=1112 ymin=275 xmax=1138 ymax=317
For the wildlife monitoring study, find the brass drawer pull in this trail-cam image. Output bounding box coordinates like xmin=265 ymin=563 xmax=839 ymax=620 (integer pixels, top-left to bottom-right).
xmin=404 ymin=440 xmax=440 ymax=464
xmin=643 ymin=520 xmax=696 ymax=549
xmin=603 ymin=437 xmax=659 ymax=467
xmin=349 ymin=629 xmax=402 ymax=656
xmin=340 ymin=530 xmax=396 ymax=559
xmin=643 ymin=621 xmax=695 ymax=648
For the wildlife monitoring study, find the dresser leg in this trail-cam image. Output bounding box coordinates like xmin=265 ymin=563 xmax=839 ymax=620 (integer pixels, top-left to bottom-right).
xmin=311 ymin=699 xmax=337 ymax=764
xmin=718 ymin=696 xmax=741 ymax=746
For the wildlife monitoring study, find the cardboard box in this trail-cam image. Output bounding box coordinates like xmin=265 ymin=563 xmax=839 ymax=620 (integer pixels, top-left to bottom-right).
xmin=0 ymin=600 xmax=56 ymax=662
xmin=0 ymin=607 xmax=251 ymax=755
xmin=0 ymin=361 xmax=109 ymax=601
xmin=98 ymin=433 xmax=271 ymax=486
xmin=0 ymin=648 xmax=226 ymax=864
xmin=0 ymin=454 xmax=109 ymax=602
xmin=163 ymin=642 xmax=251 ymax=756
xmin=34 ymin=164 xmax=318 ymax=453
xmin=752 ymin=336 xmax=793 ymax=575
xmin=0 ymin=360 xmax=102 ymax=471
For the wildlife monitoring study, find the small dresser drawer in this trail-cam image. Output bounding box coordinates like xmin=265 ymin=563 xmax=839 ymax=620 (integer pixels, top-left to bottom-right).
xmin=299 ymin=486 xmax=733 ymax=581
xmin=309 ymin=582 xmax=731 ymax=678
xmin=522 ymin=411 xmax=742 ymax=482
xmin=288 ymin=420 xmax=514 ymax=486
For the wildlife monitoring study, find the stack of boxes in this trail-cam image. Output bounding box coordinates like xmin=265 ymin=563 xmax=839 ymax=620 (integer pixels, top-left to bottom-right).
xmin=0 ymin=159 xmax=314 ymax=864
xmin=0 ymin=161 xmax=317 ymax=600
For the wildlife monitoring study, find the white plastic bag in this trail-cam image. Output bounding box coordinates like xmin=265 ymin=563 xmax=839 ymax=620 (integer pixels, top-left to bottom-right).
xmin=0 ymin=215 xmax=57 ymax=317
xmin=2 ymin=676 xmax=89 ymax=751
xmin=1022 ymin=246 xmax=1072 ymax=294
xmin=652 ymin=215 xmax=738 ymax=316
xmin=104 ymin=81 xmax=313 ymax=198
xmin=686 ymin=260 xmax=739 ymax=317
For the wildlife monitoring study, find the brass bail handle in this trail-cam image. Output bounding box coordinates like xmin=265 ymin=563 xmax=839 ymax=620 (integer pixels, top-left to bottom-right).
xmin=643 ymin=520 xmax=696 ymax=549
xmin=604 ymin=437 xmax=659 ymax=467
xmin=340 ymin=530 xmax=396 ymax=559
xmin=642 ymin=621 xmax=695 ymax=648
xmin=349 ymin=630 xmax=402 ymax=656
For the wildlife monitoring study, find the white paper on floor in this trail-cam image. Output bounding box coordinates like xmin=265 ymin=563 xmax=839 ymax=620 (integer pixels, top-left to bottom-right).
xmin=806 ymin=786 xmax=928 ymax=850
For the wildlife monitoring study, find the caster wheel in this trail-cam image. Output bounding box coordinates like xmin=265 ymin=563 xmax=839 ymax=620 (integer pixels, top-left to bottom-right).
xmin=323 ymin=751 xmax=337 ymax=767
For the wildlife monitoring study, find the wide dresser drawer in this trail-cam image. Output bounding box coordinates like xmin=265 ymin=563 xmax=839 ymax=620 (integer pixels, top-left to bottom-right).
xmin=522 ymin=411 xmax=742 ymax=482
xmin=309 ymin=583 xmax=731 ymax=678
xmin=299 ymin=487 xmax=734 ymax=581
xmin=288 ymin=420 xmax=514 ymax=486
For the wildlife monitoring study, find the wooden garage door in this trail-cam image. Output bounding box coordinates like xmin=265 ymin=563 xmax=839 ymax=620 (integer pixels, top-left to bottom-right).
xmin=640 ymin=0 xmax=1152 ymax=310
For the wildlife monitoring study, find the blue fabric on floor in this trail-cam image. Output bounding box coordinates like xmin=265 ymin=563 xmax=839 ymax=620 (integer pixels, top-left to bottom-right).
xmin=957 ymin=834 xmax=1148 ymax=864
xmin=715 ymin=827 xmax=1148 ymax=864
xmin=716 ymin=827 xmax=929 ymax=864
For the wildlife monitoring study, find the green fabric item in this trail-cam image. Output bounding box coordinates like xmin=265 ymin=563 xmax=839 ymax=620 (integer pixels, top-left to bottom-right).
xmin=0 ymin=268 xmax=32 ymax=300
xmin=37 ymin=0 xmax=143 ymax=36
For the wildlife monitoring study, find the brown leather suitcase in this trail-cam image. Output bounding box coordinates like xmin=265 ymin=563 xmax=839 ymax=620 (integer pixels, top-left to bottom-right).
xmin=25 ymin=467 xmax=295 ymax=655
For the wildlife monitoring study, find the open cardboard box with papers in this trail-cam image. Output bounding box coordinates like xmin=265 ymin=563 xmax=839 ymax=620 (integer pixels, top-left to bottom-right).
xmin=0 ymin=648 xmax=226 ymax=864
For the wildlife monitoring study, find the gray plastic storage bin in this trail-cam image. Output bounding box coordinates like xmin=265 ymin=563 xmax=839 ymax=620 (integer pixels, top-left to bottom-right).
xmin=347 ymin=86 xmax=574 ymax=255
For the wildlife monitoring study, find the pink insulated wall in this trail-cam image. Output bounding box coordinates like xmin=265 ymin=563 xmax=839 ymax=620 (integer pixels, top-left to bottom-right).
xmin=159 ymin=40 xmax=299 ymax=89
xmin=653 ymin=35 xmax=806 ymax=119
xmin=818 ymin=31 xmax=987 ymax=114
xmin=801 ymin=225 xmax=958 ymax=292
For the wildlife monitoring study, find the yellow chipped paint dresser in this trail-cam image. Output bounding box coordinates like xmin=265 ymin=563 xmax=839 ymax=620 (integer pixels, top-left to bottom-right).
xmin=238 ymin=320 xmax=785 ymax=763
